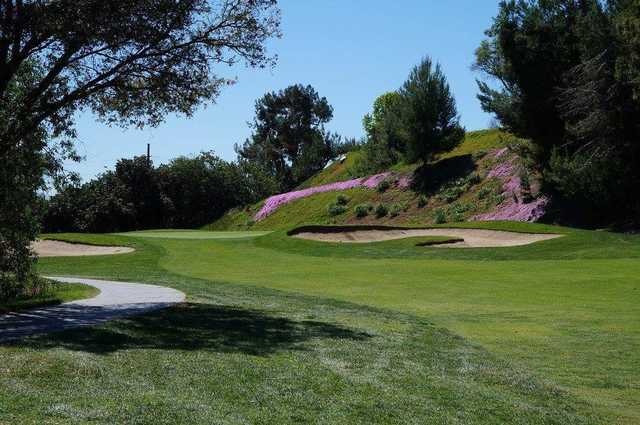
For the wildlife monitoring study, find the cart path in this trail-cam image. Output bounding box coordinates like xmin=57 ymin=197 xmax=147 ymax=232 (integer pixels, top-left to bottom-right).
xmin=0 ymin=277 xmax=185 ymax=343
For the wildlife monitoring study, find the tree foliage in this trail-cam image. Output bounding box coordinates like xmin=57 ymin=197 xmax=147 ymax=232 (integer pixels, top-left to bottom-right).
xmin=400 ymin=57 xmax=465 ymax=163
xmin=475 ymin=0 xmax=640 ymax=225
xmin=0 ymin=0 xmax=281 ymax=295
xmin=236 ymin=84 xmax=340 ymax=190
xmin=357 ymin=92 xmax=408 ymax=173
xmin=0 ymin=61 xmax=55 ymax=300
xmin=44 ymin=153 xmax=278 ymax=233
xmin=356 ymin=57 xmax=464 ymax=174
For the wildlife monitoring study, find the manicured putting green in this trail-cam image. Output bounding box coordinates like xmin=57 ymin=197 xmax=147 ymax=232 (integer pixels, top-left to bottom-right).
xmin=116 ymin=230 xmax=271 ymax=239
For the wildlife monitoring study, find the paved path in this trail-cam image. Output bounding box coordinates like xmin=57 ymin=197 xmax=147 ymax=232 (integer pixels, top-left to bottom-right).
xmin=0 ymin=277 xmax=185 ymax=343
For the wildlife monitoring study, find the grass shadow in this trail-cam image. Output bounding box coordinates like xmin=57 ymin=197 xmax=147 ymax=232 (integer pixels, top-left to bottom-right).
xmin=411 ymin=154 xmax=477 ymax=194
xmin=9 ymin=303 xmax=371 ymax=356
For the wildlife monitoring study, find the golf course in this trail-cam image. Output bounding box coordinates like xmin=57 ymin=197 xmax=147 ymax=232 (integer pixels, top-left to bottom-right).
xmin=0 ymin=222 xmax=634 ymax=423
xmin=3 ymin=1 xmax=640 ymax=424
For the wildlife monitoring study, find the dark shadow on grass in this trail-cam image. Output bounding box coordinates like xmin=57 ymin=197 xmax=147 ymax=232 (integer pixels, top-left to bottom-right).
xmin=8 ymin=303 xmax=372 ymax=356
xmin=411 ymin=154 xmax=477 ymax=194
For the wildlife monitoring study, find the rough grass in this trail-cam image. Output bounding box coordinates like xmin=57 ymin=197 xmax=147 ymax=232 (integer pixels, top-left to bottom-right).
xmin=28 ymin=224 xmax=640 ymax=424
xmin=0 ymin=280 xmax=99 ymax=313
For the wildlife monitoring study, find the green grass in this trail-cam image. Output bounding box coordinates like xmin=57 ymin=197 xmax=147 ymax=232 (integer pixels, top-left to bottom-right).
xmin=297 ymin=150 xmax=364 ymax=188
xmin=0 ymin=280 xmax=99 ymax=313
xmin=15 ymin=223 xmax=638 ymax=423
xmin=116 ymin=230 xmax=272 ymax=239
xmin=440 ymin=128 xmax=513 ymax=160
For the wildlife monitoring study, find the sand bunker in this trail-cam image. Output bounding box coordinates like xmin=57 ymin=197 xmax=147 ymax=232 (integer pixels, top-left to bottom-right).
xmin=292 ymin=228 xmax=562 ymax=248
xmin=32 ymin=240 xmax=135 ymax=257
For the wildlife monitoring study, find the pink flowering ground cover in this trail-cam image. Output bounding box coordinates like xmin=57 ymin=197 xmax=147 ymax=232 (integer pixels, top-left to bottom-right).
xmin=254 ymin=172 xmax=393 ymax=221
xmin=474 ymin=150 xmax=548 ymax=222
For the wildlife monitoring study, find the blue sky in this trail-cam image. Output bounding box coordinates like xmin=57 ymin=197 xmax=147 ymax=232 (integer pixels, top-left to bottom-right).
xmin=70 ymin=0 xmax=501 ymax=181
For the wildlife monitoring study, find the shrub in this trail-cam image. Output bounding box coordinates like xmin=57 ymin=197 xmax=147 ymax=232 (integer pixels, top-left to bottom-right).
xmin=336 ymin=194 xmax=351 ymax=205
xmin=434 ymin=208 xmax=447 ymax=224
xmin=354 ymin=203 xmax=372 ymax=218
xmin=375 ymin=203 xmax=389 ymax=218
xmin=477 ymin=186 xmax=492 ymax=200
xmin=451 ymin=212 xmax=465 ymax=222
xmin=245 ymin=219 xmax=255 ymax=227
xmin=519 ymin=169 xmax=534 ymax=203
xmin=448 ymin=203 xmax=472 ymax=222
xmin=377 ymin=179 xmax=391 ymax=193
xmin=417 ymin=195 xmax=428 ymax=208
xmin=468 ymin=173 xmax=481 ymax=185
xmin=439 ymin=185 xmax=465 ymax=203
xmin=327 ymin=203 xmax=347 ymax=216
xmin=390 ymin=203 xmax=403 ymax=217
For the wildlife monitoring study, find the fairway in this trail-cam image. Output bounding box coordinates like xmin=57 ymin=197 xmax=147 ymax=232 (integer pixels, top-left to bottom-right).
xmin=17 ymin=223 xmax=639 ymax=424
xmin=116 ymin=230 xmax=272 ymax=239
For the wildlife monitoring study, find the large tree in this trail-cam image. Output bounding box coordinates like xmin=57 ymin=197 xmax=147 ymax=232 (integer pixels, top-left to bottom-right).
xmin=399 ymin=57 xmax=465 ymax=163
xmin=473 ymin=0 xmax=610 ymax=158
xmin=236 ymin=84 xmax=338 ymax=190
xmin=475 ymin=0 xmax=640 ymax=225
xmin=0 ymin=0 xmax=281 ymax=295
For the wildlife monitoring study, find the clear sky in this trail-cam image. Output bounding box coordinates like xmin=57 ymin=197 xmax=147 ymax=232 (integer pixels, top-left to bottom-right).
xmin=69 ymin=0 xmax=501 ymax=182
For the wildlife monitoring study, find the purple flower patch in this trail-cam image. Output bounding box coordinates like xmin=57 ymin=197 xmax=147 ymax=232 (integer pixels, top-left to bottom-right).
xmin=473 ymin=149 xmax=548 ymax=222
xmin=254 ymin=172 xmax=396 ymax=221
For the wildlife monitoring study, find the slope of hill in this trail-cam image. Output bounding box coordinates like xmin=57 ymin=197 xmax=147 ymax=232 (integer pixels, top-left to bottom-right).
xmin=207 ymin=129 xmax=547 ymax=231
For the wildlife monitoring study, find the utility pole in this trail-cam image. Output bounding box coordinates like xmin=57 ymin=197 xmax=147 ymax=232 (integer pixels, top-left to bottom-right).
xmin=146 ymin=143 xmax=151 ymax=168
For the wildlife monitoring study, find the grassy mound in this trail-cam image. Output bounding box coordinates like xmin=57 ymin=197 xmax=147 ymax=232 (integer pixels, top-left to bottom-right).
xmin=208 ymin=129 xmax=521 ymax=231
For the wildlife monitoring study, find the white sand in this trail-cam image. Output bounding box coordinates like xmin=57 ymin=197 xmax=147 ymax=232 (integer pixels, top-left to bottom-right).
xmin=292 ymin=228 xmax=562 ymax=248
xmin=32 ymin=240 xmax=135 ymax=257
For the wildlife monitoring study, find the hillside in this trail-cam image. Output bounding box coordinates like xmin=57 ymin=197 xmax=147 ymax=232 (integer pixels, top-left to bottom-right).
xmin=207 ymin=129 xmax=547 ymax=231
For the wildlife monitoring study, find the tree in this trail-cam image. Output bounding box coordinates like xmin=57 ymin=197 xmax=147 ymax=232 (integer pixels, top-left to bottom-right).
xmin=473 ymin=0 xmax=610 ymax=158
xmin=399 ymin=57 xmax=465 ymax=163
xmin=157 ymin=153 xmax=278 ymax=228
xmin=475 ymin=0 xmax=640 ymax=225
xmin=44 ymin=152 xmax=278 ymax=232
xmin=0 ymin=61 xmax=53 ymax=299
xmin=236 ymin=84 xmax=338 ymax=190
xmin=363 ymin=92 xmax=407 ymax=154
xmin=1 ymin=0 xmax=281 ymax=295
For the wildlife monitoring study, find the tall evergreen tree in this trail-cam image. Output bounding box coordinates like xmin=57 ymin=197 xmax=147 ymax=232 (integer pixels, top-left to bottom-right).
xmin=400 ymin=57 xmax=465 ymax=163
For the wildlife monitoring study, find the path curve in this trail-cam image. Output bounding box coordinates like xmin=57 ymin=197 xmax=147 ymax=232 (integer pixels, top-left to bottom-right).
xmin=0 ymin=277 xmax=185 ymax=343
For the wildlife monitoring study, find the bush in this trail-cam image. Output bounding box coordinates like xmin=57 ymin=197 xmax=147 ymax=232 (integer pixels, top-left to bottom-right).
xmin=417 ymin=195 xmax=428 ymax=208
xmin=434 ymin=208 xmax=447 ymax=224
xmin=375 ymin=203 xmax=389 ymax=218
xmin=439 ymin=185 xmax=465 ymax=203
xmin=390 ymin=203 xmax=403 ymax=217
xmin=519 ymin=169 xmax=534 ymax=203
xmin=336 ymin=194 xmax=351 ymax=205
xmin=468 ymin=173 xmax=481 ymax=186
xmin=354 ymin=203 xmax=372 ymax=218
xmin=448 ymin=202 xmax=472 ymax=222
xmin=377 ymin=179 xmax=391 ymax=193
xmin=327 ymin=203 xmax=347 ymax=216
xmin=477 ymin=186 xmax=492 ymax=200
